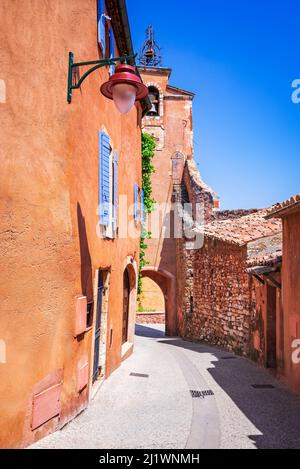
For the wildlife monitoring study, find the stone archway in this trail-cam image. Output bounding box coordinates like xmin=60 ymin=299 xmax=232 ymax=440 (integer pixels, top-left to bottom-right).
xmin=141 ymin=267 xmax=177 ymax=336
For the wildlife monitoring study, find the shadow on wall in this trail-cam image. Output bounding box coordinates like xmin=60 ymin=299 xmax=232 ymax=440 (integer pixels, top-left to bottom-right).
xmin=77 ymin=203 xmax=93 ymax=303
xmin=157 ymin=337 xmax=300 ymax=449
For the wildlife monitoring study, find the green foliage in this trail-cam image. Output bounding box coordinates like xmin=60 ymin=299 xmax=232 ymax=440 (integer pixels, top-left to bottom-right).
xmin=138 ymin=133 xmax=156 ymax=297
xmin=138 ymin=306 xmax=158 ymax=313
xmin=141 ymin=133 xmax=156 ymax=213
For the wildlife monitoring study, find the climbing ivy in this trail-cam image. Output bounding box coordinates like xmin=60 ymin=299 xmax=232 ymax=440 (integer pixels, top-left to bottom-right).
xmin=141 ymin=133 xmax=156 ymax=212
xmin=138 ymin=133 xmax=156 ymax=297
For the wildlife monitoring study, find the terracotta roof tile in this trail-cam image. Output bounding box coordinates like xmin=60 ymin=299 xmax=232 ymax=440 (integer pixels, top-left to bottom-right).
xmin=247 ymin=233 xmax=282 ymax=268
xmin=196 ymin=210 xmax=282 ymax=246
xmin=266 ymin=194 xmax=300 ymax=218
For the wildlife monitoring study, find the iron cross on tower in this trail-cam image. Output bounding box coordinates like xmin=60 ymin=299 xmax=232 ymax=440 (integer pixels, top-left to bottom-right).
xmin=139 ymin=26 xmax=162 ymax=67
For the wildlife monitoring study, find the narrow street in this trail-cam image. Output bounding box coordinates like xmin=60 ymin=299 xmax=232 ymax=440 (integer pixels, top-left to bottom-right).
xmin=32 ymin=325 xmax=300 ymax=450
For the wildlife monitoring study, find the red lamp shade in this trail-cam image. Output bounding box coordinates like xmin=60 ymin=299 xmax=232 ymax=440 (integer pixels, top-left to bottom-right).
xmin=101 ymin=64 xmax=148 ymax=114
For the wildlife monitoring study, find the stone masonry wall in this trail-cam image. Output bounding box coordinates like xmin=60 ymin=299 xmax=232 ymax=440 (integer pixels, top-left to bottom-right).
xmin=214 ymin=209 xmax=258 ymax=221
xmin=136 ymin=313 xmax=165 ymax=325
xmin=175 ymin=161 xmax=215 ymax=337
xmin=180 ymin=237 xmax=252 ymax=356
xmin=183 ymin=160 xmax=215 ymax=225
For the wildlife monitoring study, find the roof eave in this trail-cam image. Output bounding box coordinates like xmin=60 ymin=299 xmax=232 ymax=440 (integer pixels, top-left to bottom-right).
xmin=266 ymin=200 xmax=300 ymax=219
xmin=246 ymin=261 xmax=282 ymax=275
xmin=106 ymin=0 xmax=134 ymax=57
xmin=137 ymin=66 xmax=172 ymax=78
xmin=167 ymin=85 xmax=195 ymax=97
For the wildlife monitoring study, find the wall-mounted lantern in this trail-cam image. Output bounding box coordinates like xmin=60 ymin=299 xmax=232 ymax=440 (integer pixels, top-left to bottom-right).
xmin=67 ymin=52 xmax=148 ymax=114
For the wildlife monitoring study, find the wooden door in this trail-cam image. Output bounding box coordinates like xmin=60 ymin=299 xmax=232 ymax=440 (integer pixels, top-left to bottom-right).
xmin=122 ymin=269 xmax=130 ymax=344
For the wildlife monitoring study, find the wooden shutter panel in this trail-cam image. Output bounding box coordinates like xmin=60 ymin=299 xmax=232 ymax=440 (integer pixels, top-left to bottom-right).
xmin=134 ymin=184 xmax=139 ymax=223
xmin=113 ymin=151 xmax=118 ymax=232
xmin=97 ymin=0 xmax=106 ymax=53
xmin=99 ymin=131 xmax=111 ymax=226
xmin=109 ymin=28 xmax=115 ymax=76
xmin=140 ymin=189 xmax=145 ymax=223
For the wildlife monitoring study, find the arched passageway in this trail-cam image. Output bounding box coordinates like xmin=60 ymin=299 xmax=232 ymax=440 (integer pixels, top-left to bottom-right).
xmin=137 ymin=267 xmax=177 ymax=337
xmin=122 ymin=261 xmax=138 ymax=347
xmin=138 ymin=276 xmax=166 ymax=331
xmin=140 ymin=277 xmax=165 ymax=313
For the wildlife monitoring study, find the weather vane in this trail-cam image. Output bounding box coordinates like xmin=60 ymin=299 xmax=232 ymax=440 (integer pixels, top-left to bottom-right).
xmin=139 ymin=25 xmax=162 ymax=67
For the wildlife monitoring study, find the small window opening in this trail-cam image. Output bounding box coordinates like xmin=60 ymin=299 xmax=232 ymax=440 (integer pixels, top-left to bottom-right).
xmin=147 ymin=86 xmax=160 ymax=116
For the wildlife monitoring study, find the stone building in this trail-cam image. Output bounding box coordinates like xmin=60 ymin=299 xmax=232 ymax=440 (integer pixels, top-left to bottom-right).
xmin=0 ymin=0 xmax=149 ymax=448
xmin=176 ymin=210 xmax=281 ymax=356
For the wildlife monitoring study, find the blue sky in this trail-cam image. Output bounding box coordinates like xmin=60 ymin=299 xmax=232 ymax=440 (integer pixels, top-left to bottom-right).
xmin=127 ymin=0 xmax=300 ymax=209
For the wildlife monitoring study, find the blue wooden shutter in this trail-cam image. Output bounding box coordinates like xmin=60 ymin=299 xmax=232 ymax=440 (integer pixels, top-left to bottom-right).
xmin=134 ymin=184 xmax=139 ymax=223
xmin=99 ymin=131 xmax=111 ymax=226
xmin=97 ymin=0 xmax=106 ymax=53
xmin=109 ymin=28 xmax=115 ymax=76
xmin=113 ymin=151 xmax=118 ymax=232
xmin=140 ymin=189 xmax=145 ymax=223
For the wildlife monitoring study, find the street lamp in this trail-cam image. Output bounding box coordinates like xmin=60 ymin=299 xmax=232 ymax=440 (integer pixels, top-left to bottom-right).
xmin=67 ymin=52 xmax=148 ymax=113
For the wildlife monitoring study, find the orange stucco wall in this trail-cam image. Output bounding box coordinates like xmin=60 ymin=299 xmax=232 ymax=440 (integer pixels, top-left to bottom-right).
xmin=282 ymin=211 xmax=300 ymax=393
xmin=0 ymin=0 xmax=142 ymax=448
xmin=140 ymin=277 xmax=165 ymax=312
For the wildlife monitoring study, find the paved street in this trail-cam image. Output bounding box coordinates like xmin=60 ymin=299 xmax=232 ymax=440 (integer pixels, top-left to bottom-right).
xmin=32 ymin=324 xmax=300 ymax=449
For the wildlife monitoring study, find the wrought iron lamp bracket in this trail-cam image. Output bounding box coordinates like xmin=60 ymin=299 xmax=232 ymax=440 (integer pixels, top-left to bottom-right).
xmin=67 ymin=51 xmax=136 ymax=103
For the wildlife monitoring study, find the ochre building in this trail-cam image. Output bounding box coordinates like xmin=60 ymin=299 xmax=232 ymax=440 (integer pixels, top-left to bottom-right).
xmin=0 ymin=0 xmax=149 ymax=448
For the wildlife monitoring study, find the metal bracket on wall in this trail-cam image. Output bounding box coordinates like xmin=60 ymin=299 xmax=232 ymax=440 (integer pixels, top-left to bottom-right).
xmin=67 ymin=51 xmax=137 ymax=104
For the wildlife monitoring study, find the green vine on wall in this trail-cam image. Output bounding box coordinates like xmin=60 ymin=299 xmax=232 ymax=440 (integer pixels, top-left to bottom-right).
xmin=138 ymin=133 xmax=156 ymax=297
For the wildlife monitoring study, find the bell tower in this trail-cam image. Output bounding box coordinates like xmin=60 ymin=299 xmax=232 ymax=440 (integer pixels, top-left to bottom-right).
xmin=137 ymin=27 xmax=195 ymax=336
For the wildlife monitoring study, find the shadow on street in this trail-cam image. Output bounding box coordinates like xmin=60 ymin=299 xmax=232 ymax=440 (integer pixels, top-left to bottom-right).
xmin=135 ymin=323 xmax=166 ymax=338
xmin=157 ymin=338 xmax=300 ymax=449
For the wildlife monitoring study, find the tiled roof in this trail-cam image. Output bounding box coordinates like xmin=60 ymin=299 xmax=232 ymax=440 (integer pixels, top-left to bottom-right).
xmin=196 ymin=210 xmax=282 ymax=246
xmin=266 ymin=194 xmax=300 ymax=218
xmin=246 ymin=233 xmax=282 ymax=268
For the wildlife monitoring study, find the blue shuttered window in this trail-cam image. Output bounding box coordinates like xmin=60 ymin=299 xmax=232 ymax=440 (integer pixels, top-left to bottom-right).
xmin=99 ymin=131 xmax=111 ymax=226
xmin=140 ymin=189 xmax=145 ymax=223
xmin=109 ymin=28 xmax=115 ymax=76
xmin=97 ymin=0 xmax=106 ymax=53
xmin=134 ymin=184 xmax=139 ymax=223
xmin=113 ymin=151 xmax=118 ymax=232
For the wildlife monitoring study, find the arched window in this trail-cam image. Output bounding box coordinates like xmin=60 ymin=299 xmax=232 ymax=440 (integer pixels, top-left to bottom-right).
xmin=147 ymin=86 xmax=160 ymax=116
